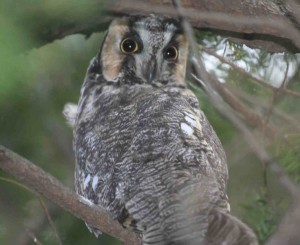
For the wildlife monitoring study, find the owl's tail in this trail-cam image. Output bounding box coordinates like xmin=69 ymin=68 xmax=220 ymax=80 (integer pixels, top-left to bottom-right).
xmin=142 ymin=178 xmax=217 ymax=245
xmin=205 ymin=210 xmax=258 ymax=245
xmin=141 ymin=178 xmax=257 ymax=245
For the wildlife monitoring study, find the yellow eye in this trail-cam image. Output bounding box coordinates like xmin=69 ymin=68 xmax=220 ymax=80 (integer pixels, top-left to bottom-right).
xmin=163 ymin=46 xmax=178 ymax=61
xmin=120 ymin=38 xmax=139 ymax=54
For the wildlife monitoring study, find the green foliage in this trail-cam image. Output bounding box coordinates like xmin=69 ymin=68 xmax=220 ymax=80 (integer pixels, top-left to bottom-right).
xmin=241 ymin=191 xmax=278 ymax=243
xmin=275 ymin=136 xmax=300 ymax=183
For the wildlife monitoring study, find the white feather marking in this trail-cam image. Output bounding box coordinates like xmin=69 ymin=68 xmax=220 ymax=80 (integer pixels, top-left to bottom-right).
xmin=185 ymin=115 xmax=197 ymax=127
xmin=181 ymin=122 xmax=194 ymax=135
xmin=227 ymin=202 xmax=231 ymax=212
xmin=79 ymin=195 xmax=94 ymax=207
xmin=185 ymin=112 xmax=195 ymax=120
xmin=83 ymin=174 xmax=91 ymax=189
xmin=92 ymin=176 xmax=99 ymax=192
xmin=115 ymin=182 xmax=124 ymax=199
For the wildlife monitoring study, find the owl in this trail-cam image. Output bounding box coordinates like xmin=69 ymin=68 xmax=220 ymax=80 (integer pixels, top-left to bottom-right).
xmin=64 ymin=15 xmax=258 ymax=245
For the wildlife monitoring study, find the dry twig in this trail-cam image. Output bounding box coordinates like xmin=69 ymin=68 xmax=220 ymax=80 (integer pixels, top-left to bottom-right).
xmin=0 ymin=177 xmax=62 ymax=245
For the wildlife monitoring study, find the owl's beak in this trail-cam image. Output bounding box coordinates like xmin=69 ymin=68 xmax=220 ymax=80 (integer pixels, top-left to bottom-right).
xmin=142 ymin=58 xmax=157 ymax=83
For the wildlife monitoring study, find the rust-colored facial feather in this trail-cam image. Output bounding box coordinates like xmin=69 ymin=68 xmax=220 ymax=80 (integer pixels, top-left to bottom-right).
xmin=101 ymin=17 xmax=130 ymax=81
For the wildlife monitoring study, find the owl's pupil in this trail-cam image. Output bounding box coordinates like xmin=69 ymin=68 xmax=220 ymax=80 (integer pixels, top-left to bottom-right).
xmin=121 ymin=38 xmax=137 ymax=53
xmin=164 ymin=46 xmax=178 ymax=61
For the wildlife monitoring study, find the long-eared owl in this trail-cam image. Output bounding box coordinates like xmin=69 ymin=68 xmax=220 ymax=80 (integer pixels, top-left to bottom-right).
xmin=64 ymin=15 xmax=258 ymax=245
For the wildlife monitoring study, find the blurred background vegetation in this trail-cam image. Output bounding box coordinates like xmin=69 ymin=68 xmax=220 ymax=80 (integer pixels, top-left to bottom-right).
xmin=0 ymin=1 xmax=299 ymax=244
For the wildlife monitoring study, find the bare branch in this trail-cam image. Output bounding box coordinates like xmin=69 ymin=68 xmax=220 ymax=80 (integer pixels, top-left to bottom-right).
xmin=191 ymin=74 xmax=277 ymax=138
xmin=0 ymin=145 xmax=141 ymax=245
xmin=0 ymin=176 xmax=62 ymax=245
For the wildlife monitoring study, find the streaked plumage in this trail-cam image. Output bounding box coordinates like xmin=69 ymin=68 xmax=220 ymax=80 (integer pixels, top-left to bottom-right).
xmin=64 ymin=15 xmax=258 ymax=245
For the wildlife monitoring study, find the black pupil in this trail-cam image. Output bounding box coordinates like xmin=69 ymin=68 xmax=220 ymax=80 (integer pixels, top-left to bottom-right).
xmin=122 ymin=39 xmax=136 ymax=52
xmin=165 ymin=47 xmax=177 ymax=59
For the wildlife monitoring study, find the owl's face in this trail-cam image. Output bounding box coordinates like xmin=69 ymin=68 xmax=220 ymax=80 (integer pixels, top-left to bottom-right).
xmin=98 ymin=15 xmax=189 ymax=86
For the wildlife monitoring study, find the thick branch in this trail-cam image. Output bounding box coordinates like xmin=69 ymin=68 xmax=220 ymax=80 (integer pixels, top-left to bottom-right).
xmin=7 ymin=0 xmax=300 ymax=52
xmin=111 ymin=0 xmax=300 ymax=52
xmin=0 ymin=145 xmax=141 ymax=245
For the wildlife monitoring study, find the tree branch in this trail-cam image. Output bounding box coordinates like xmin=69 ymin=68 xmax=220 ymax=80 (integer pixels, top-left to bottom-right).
xmin=0 ymin=145 xmax=141 ymax=245
xmin=194 ymin=74 xmax=277 ymax=138
xmin=7 ymin=0 xmax=300 ymax=52
xmin=110 ymin=0 xmax=300 ymax=52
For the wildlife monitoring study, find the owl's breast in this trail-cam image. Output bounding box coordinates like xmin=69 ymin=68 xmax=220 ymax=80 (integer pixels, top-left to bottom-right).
xmin=74 ymin=84 xmax=228 ymax=220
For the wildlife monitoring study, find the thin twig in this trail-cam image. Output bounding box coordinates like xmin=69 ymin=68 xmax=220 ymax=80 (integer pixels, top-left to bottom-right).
xmin=0 ymin=176 xmax=36 ymax=193
xmin=0 ymin=177 xmax=63 ymax=245
xmin=264 ymin=58 xmax=290 ymax=124
xmin=228 ymin=85 xmax=300 ymax=133
xmin=37 ymin=197 xmax=62 ymax=245
xmin=191 ymin=73 xmax=276 ymax=138
xmin=199 ymin=45 xmax=300 ymax=99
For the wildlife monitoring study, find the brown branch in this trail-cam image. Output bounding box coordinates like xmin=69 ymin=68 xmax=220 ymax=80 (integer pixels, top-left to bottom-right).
xmin=111 ymin=0 xmax=300 ymax=52
xmin=194 ymin=74 xmax=277 ymax=138
xmin=8 ymin=0 xmax=300 ymax=52
xmin=112 ymin=0 xmax=295 ymax=37
xmin=0 ymin=145 xmax=141 ymax=245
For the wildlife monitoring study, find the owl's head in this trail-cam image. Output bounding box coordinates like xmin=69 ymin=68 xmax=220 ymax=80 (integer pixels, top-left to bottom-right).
xmin=97 ymin=15 xmax=189 ymax=86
